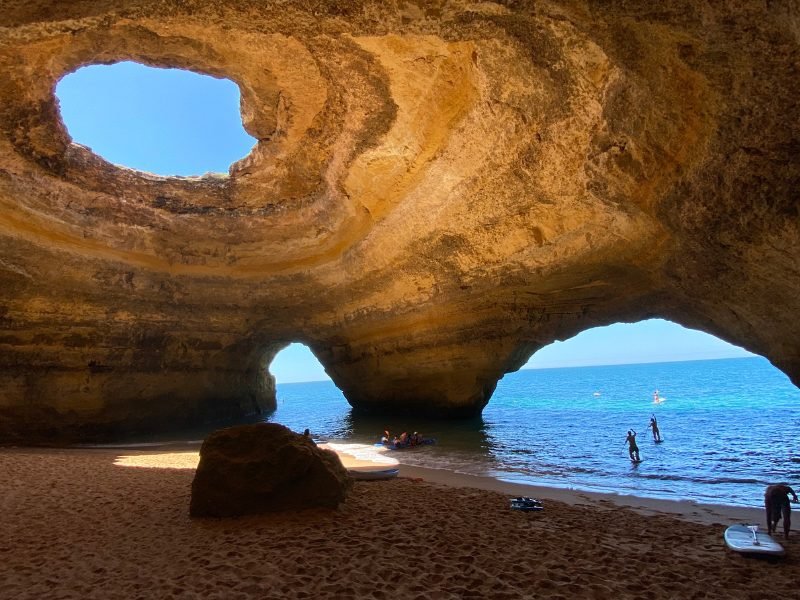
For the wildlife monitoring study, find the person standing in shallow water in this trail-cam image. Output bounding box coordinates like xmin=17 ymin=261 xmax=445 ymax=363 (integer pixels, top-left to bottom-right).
xmin=625 ymin=430 xmax=640 ymax=461
xmin=648 ymin=415 xmax=661 ymax=441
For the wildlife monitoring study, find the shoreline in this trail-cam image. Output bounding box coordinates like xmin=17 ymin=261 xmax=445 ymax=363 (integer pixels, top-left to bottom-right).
xmin=67 ymin=440 xmax=767 ymax=523
xmin=396 ymin=463 xmax=764 ymax=527
xmin=9 ymin=442 xmax=766 ymax=527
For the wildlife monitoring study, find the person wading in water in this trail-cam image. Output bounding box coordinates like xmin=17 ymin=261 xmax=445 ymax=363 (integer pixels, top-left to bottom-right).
xmin=625 ymin=430 xmax=640 ymax=461
xmin=648 ymin=415 xmax=661 ymax=442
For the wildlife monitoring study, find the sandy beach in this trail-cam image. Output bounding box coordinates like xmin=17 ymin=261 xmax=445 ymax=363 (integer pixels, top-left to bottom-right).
xmin=1 ymin=446 xmax=798 ymax=599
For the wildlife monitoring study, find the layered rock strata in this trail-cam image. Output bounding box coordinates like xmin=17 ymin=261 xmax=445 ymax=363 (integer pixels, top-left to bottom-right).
xmin=1 ymin=1 xmax=798 ymax=441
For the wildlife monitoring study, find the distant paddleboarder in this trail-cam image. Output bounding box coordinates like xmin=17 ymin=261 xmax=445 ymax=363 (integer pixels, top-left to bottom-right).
xmin=625 ymin=430 xmax=640 ymax=462
xmin=648 ymin=414 xmax=661 ymax=442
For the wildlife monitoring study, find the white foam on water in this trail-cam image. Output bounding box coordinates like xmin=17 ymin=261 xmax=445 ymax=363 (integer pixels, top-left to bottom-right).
xmin=321 ymin=442 xmax=399 ymax=466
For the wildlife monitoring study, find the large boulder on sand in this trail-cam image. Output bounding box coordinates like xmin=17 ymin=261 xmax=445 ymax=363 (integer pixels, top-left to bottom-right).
xmin=189 ymin=423 xmax=352 ymax=517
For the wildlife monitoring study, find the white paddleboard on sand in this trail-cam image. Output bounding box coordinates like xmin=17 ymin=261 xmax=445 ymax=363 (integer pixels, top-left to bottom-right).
xmin=318 ymin=442 xmax=400 ymax=480
xmin=348 ymin=467 xmax=399 ymax=481
xmin=724 ymin=524 xmax=785 ymax=557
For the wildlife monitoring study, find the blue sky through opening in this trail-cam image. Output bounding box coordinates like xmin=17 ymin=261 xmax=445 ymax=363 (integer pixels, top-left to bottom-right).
xmin=56 ymin=61 xmax=256 ymax=176
xmin=270 ymin=321 xmax=754 ymax=384
xmin=55 ymin=62 xmax=756 ymax=384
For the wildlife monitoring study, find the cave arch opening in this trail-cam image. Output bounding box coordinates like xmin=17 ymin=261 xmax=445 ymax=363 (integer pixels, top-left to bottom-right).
xmin=479 ymin=318 xmax=800 ymax=505
xmin=265 ymin=343 xmax=351 ymax=439
xmin=55 ymin=61 xmax=256 ymax=176
xmin=270 ymin=342 xmax=332 ymax=386
xmin=522 ymin=318 xmax=755 ymax=371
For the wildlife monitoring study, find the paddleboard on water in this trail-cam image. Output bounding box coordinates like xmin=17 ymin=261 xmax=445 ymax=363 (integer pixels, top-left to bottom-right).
xmin=631 ymin=459 xmax=643 ymax=464
xmin=724 ymin=524 xmax=785 ymax=557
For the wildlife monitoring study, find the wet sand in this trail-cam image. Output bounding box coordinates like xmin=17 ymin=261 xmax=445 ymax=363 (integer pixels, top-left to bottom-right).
xmin=1 ymin=446 xmax=798 ymax=599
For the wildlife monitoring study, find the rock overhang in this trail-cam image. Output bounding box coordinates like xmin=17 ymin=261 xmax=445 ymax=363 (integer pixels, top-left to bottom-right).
xmin=0 ymin=0 xmax=798 ymax=442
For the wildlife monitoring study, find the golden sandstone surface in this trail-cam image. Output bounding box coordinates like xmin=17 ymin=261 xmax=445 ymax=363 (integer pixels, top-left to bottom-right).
xmin=0 ymin=1 xmax=798 ymax=442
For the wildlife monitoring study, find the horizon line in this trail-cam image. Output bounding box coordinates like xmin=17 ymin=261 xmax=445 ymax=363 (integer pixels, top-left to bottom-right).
xmin=274 ymin=354 xmax=760 ymax=386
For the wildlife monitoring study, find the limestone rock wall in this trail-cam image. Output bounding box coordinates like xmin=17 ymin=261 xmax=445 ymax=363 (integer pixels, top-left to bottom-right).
xmin=0 ymin=1 xmax=798 ymax=441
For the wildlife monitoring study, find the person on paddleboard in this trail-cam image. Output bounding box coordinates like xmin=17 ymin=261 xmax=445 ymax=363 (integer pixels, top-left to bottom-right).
xmin=765 ymin=484 xmax=799 ymax=539
xmin=625 ymin=430 xmax=640 ymax=461
xmin=648 ymin=415 xmax=661 ymax=442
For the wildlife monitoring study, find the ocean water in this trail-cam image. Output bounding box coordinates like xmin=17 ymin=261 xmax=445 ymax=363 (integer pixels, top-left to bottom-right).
xmin=268 ymin=357 xmax=800 ymax=508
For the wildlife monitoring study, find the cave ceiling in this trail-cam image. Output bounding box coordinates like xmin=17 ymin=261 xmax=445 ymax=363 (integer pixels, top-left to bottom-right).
xmin=0 ymin=0 xmax=798 ymax=441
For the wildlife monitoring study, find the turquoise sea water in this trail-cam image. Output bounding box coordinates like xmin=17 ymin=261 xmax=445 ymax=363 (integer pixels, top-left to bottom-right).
xmin=268 ymin=357 xmax=800 ymax=508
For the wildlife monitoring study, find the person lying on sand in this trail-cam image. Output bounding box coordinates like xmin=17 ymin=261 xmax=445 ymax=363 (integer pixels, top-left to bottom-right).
xmin=765 ymin=484 xmax=799 ymax=539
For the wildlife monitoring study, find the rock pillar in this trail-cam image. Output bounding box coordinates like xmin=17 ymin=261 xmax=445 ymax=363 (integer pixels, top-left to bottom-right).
xmin=316 ymin=329 xmax=525 ymax=418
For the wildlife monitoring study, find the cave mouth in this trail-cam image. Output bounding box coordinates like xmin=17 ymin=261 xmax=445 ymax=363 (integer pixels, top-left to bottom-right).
xmin=266 ymin=343 xmax=353 ymax=438
xmin=523 ymin=318 xmax=756 ymax=371
xmin=55 ymin=61 xmax=256 ymax=177
xmin=269 ymin=342 xmax=333 ymax=386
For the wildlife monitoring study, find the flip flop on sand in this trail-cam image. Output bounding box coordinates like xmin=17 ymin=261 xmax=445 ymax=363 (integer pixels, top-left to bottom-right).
xmin=510 ymin=497 xmax=544 ymax=511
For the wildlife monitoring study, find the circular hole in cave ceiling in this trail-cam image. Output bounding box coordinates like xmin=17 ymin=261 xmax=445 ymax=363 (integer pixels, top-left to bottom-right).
xmin=55 ymin=61 xmax=256 ymax=177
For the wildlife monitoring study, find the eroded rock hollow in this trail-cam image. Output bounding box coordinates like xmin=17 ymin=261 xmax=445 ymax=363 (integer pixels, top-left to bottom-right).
xmin=1 ymin=1 xmax=798 ymax=442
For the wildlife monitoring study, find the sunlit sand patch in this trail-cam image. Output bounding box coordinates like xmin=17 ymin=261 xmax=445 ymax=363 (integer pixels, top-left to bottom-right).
xmin=318 ymin=442 xmax=399 ymax=469
xmin=111 ymin=444 xmax=398 ymax=472
xmin=113 ymin=452 xmax=200 ymax=469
